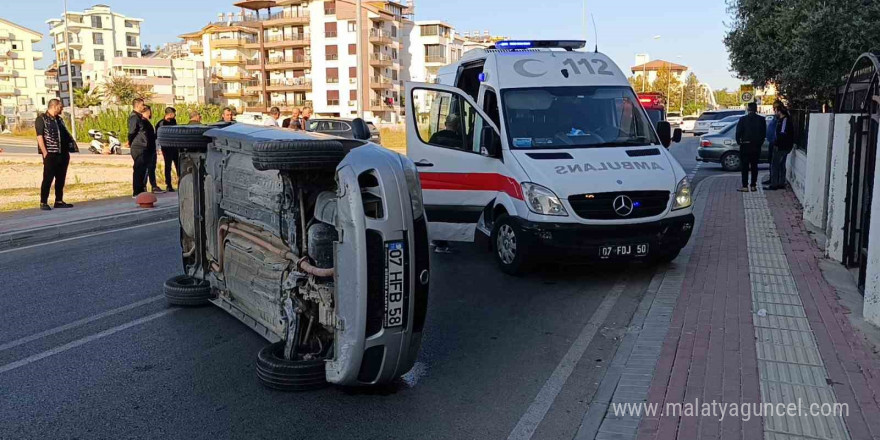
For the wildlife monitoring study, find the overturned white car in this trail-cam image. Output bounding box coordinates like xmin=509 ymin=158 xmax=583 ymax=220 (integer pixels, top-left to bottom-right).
xmin=157 ymin=120 xmax=429 ymax=390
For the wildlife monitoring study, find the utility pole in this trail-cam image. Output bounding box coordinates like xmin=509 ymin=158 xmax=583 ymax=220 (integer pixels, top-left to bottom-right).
xmin=63 ymin=0 xmax=77 ymax=140
xmin=355 ymin=0 xmax=363 ymax=118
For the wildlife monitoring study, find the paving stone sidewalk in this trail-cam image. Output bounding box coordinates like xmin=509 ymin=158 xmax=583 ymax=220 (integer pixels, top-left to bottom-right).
xmin=588 ymin=176 xmax=880 ymax=440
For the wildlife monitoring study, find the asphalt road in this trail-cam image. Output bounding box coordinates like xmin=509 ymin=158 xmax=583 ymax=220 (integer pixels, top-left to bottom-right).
xmin=0 ymin=137 xmax=720 ymax=440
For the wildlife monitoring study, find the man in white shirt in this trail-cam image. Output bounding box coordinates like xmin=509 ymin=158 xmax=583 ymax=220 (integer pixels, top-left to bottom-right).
xmin=263 ymin=107 xmax=281 ymax=127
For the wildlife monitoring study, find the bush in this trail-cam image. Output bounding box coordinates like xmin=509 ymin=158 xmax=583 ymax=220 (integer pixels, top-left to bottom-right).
xmin=74 ymin=103 xmax=225 ymax=143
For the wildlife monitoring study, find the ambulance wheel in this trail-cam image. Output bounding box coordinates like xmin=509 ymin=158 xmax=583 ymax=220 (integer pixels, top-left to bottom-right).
xmin=492 ymin=214 xmax=532 ymax=276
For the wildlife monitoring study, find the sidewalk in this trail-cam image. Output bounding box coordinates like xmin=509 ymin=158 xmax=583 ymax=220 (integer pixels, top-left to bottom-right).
xmin=0 ymin=193 xmax=178 ymax=250
xmin=586 ymin=175 xmax=880 ymax=440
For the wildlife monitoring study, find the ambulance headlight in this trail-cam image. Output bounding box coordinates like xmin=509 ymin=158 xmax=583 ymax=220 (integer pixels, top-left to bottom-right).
xmin=400 ymin=157 xmax=425 ymax=219
xmin=522 ymin=182 xmax=568 ymax=216
xmin=673 ymin=177 xmax=692 ymax=210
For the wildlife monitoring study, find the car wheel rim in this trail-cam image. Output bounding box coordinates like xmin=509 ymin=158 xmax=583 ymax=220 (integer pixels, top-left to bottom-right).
xmin=496 ymin=224 xmax=517 ymax=265
xmin=725 ymin=155 xmax=740 ymax=169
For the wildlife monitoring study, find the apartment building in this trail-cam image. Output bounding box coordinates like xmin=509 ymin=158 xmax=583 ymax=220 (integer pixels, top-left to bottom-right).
xmin=403 ymin=21 xmax=463 ymax=84
xmin=47 ymin=4 xmax=143 ymax=106
xmin=0 ymin=18 xmax=46 ymax=124
xmin=179 ymin=21 xmax=259 ymax=111
xmin=81 ymin=57 xmax=211 ymax=105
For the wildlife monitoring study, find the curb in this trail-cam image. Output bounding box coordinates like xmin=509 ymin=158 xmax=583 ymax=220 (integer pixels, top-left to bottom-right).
xmin=0 ymin=206 xmax=178 ymax=252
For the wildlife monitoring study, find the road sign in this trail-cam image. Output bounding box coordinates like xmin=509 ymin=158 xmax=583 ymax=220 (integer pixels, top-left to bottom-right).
xmin=740 ymin=91 xmax=755 ymax=103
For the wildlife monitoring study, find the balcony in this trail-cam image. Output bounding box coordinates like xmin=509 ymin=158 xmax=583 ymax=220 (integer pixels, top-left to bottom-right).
xmin=250 ymin=34 xmax=311 ymax=49
xmin=0 ymin=66 xmax=12 ymax=77
xmin=369 ymin=29 xmax=392 ymax=45
xmin=213 ymin=71 xmax=251 ymax=81
xmin=425 ymin=55 xmax=447 ymax=65
xmin=220 ymin=88 xmax=244 ymax=98
xmin=212 ymin=37 xmax=254 ymax=48
xmin=126 ymin=39 xmax=139 ymax=48
xmin=370 ymin=76 xmax=392 ymax=89
xmin=247 ymin=56 xmax=311 ymax=71
xmin=264 ymin=10 xmax=310 ymax=26
xmin=0 ymin=85 xmax=14 ymax=96
xmin=246 ymin=77 xmax=312 ymax=93
xmin=370 ymin=100 xmax=395 ymax=111
xmin=217 ymin=55 xmax=247 ymax=65
xmin=369 ymin=53 xmax=394 ymax=66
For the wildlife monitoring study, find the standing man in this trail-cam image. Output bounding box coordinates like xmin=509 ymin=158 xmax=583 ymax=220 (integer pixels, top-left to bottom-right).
xmin=36 ymin=98 xmax=75 ymax=210
xmin=220 ymin=107 xmax=235 ymax=123
xmin=735 ymin=102 xmax=766 ymax=192
xmin=762 ymin=105 xmax=778 ymax=186
xmin=766 ymin=103 xmax=792 ymax=191
xmin=282 ymin=107 xmax=301 ymax=129
xmin=301 ymin=107 xmax=312 ymax=130
xmin=264 ymin=107 xmax=281 ymax=127
xmin=188 ymin=110 xmax=202 ymax=124
xmin=129 ymin=101 xmax=153 ymax=196
xmin=156 ymin=107 xmax=178 ymax=192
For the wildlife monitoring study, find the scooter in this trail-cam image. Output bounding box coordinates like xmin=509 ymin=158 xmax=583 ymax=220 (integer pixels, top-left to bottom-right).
xmin=86 ymin=129 xmax=123 ymax=155
xmin=106 ymin=131 xmax=122 ymax=155
xmin=87 ymin=129 xmax=105 ymax=154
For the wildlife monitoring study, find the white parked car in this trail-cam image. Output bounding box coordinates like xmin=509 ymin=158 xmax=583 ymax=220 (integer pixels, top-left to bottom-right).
xmin=667 ymin=112 xmax=683 ymax=129
xmin=708 ymin=115 xmax=744 ymax=134
xmin=405 ymin=39 xmax=694 ymax=275
xmin=680 ymin=115 xmax=698 ymax=133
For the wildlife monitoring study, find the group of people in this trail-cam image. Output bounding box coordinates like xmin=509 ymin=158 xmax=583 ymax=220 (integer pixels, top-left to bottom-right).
xmin=734 ymin=101 xmax=793 ymax=192
xmin=262 ymin=106 xmax=312 ymax=130
xmin=127 ymin=99 xmax=237 ymax=196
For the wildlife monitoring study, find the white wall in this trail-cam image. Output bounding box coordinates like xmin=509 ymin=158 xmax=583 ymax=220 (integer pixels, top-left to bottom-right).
xmin=803 ymin=114 xmax=833 ymax=230
xmin=787 ymin=149 xmax=808 ymax=204
xmin=825 ymin=114 xmax=856 ymax=262
xmin=862 ymin=122 xmax=880 ymax=326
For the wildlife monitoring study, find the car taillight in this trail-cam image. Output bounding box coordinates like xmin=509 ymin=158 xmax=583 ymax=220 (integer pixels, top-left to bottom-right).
xmin=700 ymin=140 xmax=712 ymax=147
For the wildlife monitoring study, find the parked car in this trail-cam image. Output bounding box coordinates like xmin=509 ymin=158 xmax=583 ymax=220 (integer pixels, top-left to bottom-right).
xmin=667 ymin=112 xmax=683 ymax=129
xmin=155 ymin=120 xmax=429 ymax=390
xmin=308 ymin=118 xmax=382 ymax=144
xmin=697 ymin=115 xmax=774 ymax=171
xmin=693 ymin=109 xmax=746 ymax=135
xmin=680 ymin=115 xmax=698 ymax=133
xmin=707 ymin=114 xmax=744 ymax=134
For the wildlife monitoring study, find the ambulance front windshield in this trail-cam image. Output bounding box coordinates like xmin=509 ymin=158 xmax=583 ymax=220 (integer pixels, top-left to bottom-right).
xmin=502 ymin=86 xmax=660 ymax=149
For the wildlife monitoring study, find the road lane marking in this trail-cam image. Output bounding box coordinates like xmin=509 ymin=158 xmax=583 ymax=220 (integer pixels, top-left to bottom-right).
xmin=0 ymin=295 xmax=164 ymax=352
xmin=0 ymin=219 xmax=177 ymax=255
xmin=0 ymin=308 xmax=179 ymax=375
xmin=506 ymin=276 xmax=629 ymax=440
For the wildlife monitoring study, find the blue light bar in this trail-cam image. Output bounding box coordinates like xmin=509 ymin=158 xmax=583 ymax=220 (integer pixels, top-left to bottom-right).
xmin=495 ymin=40 xmax=533 ymax=49
xmin=478 ymin=72 xmax=487 ymax=82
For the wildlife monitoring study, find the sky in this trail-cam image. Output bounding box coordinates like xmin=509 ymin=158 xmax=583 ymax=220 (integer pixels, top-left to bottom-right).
xmin=4 ymin=0 xmax=742 ymax=90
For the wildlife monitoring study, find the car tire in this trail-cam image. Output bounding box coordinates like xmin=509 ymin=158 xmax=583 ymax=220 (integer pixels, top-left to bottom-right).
xmin=491 ymin=214 xmax=532 ymax=276
xmin=256 ymin=342 xmax=328 ymax=392
xmin=163 ymin=275 xmax=212 ymax=306
xmin=721 ymin=152 xmax=741 ymax=172
xmin=252 ymin=140 xmax=346 ymax=172
xmin=156 ymin=125 xmax=215 ymax=151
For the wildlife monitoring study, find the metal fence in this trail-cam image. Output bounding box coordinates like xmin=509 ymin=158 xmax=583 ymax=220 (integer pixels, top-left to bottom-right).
xmin=789 ymin=109 xmax=812 ymax=152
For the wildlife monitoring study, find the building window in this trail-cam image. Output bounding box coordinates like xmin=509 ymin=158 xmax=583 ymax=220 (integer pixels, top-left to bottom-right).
xmin=90 ymin=16 xmax=102 ymax=28
xmin=325 ymin=22 xmax=337 ymax=38
xmin=128 ymin=50 xmax=138 ymax=57
xmin=94 ymin=49 xmax=105 ymax=61
xmin=348 ymin=21 xmax=356 ymax=32
xmin=10 ymin=40 xmax=22 ymax=51
xmin=348 ymin=43 xmax=356 ymax=55
xmin=391 ymin=26 xmax=397 ymax=38
xmin=13 ymin=59 xmax=24 ymax=69
xmin=325 ymin=45 xmax=338 ymax=61
xmin=14 ymin=77 xmax=26 ymax=87
xmin=327 ymin=89 xmax=339 ymax=105
xmin=327 ymin=67 xmax=339 ymax=83
xmin=126 ymin=35 xmax=138 ymax=47
xmin=93 ymin=32 xmax=103 ymax=45
xmin=125 ymin=20 xmax=134 ymax=28
xmin=115 ymin=50 xmax=122 ymax=57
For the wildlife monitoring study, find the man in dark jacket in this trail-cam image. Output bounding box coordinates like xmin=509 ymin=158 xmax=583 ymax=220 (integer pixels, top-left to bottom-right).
xmin=155 ymin=107 xmax=178 ymax=192
xmin=735 ymin=102 xmax=766 ymax=192
xmin=766 ymin=103 xmax=792 ymax=190
xmin=35 ymin=99 xmax=75 ymax=210
xmin=129 ymin=100 xmax=155 ymax=196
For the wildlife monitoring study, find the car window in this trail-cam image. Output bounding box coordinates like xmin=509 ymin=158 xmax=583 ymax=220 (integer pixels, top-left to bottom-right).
xmin=697 ymin=112 xmax=718 ymax=121
xmin=413 ymin=88 xmax=485 ymax=154
xmin=667 ymin=112 xmax=681 ymax=118
xmin=683 ymin=116 xmax=698 ymax=121
xmin=308 ymin=121 xmax=321 ymax=131
xmin=338 ymin=121 xmax=352 ymax=131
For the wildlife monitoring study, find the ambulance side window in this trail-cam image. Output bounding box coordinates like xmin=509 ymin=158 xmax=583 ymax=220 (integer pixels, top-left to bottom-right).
xmin=483 ymin=89 xmax=501 ymax=127
xmin=413 ymin=88 xmax=481 ymax=154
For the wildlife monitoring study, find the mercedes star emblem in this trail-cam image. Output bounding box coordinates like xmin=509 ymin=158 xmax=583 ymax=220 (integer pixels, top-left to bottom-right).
xmin=613 ymin=195 xmax=635 ymax=217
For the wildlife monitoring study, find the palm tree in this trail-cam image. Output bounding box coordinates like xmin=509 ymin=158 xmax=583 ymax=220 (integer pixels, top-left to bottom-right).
xmin=102 ymin=74 xmax=154 ymax=106
xmin=73 ymin=85 xmax=102 ymax=108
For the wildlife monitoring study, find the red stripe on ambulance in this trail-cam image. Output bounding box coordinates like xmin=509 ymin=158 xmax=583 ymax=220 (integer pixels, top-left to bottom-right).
xmin=419 ymin=173 xmax=524 ymax=201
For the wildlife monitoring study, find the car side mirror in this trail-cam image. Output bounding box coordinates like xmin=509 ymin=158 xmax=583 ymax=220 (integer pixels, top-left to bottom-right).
xmin=657 ymin=121 xmax=672 ymax=148
xmin=351 ymin=118 xmax=371 ymax=141
xmin=481 ymin=127 xmax=502 ymax=158
xmin=672 ymin=128 xmax=682 ymax=143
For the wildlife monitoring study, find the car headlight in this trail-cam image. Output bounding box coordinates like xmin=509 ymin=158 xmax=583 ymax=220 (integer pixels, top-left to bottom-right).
xmin=400 ymin=156 xmax=425 ymax=219
xmin=673 ymin=177 xmax=692 ymax=210
xmin=521 ymin=182 xmax=568 ymax=216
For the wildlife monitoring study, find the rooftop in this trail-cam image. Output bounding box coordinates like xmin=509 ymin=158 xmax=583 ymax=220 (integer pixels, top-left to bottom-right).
xmin=630 ymin=59 xmax=688 ymax=72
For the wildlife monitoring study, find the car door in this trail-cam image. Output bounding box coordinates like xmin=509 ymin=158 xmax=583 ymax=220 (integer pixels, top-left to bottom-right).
xmin=406 ymin=82 xmax=511 ymax=243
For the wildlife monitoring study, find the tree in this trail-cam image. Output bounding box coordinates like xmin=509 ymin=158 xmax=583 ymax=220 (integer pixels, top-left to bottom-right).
xmin=681 ymin=73 xmax=706 ymax=115
xmin=651 ymin=66 xmax=682 ymax=112
xmin=102 ymin=74 xmax=154 ymax=105
xmin=724 ymin=0 xmax=880 ymax=107
xmin=73 ymin=85 xmax=101 ymax=108
xmin=713 ymin=88 xmax=740 ymax=108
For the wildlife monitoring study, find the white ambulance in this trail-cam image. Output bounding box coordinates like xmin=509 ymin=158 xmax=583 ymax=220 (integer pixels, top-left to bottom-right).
xmin=405 ymin=40 xmax=694 ymax=274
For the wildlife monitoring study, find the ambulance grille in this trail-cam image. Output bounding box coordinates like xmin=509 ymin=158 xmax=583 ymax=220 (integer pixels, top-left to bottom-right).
xmin=568 ymin=191 xmax=670 ymax=220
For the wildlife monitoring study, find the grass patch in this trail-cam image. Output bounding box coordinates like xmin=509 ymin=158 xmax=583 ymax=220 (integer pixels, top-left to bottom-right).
xmin=380 ymin=127 xmax=406 ymax=153
xmin=0 ymin=160 xmax=131 ymax=169
xmin=0 ymin=181 xmax=131 ymax=212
